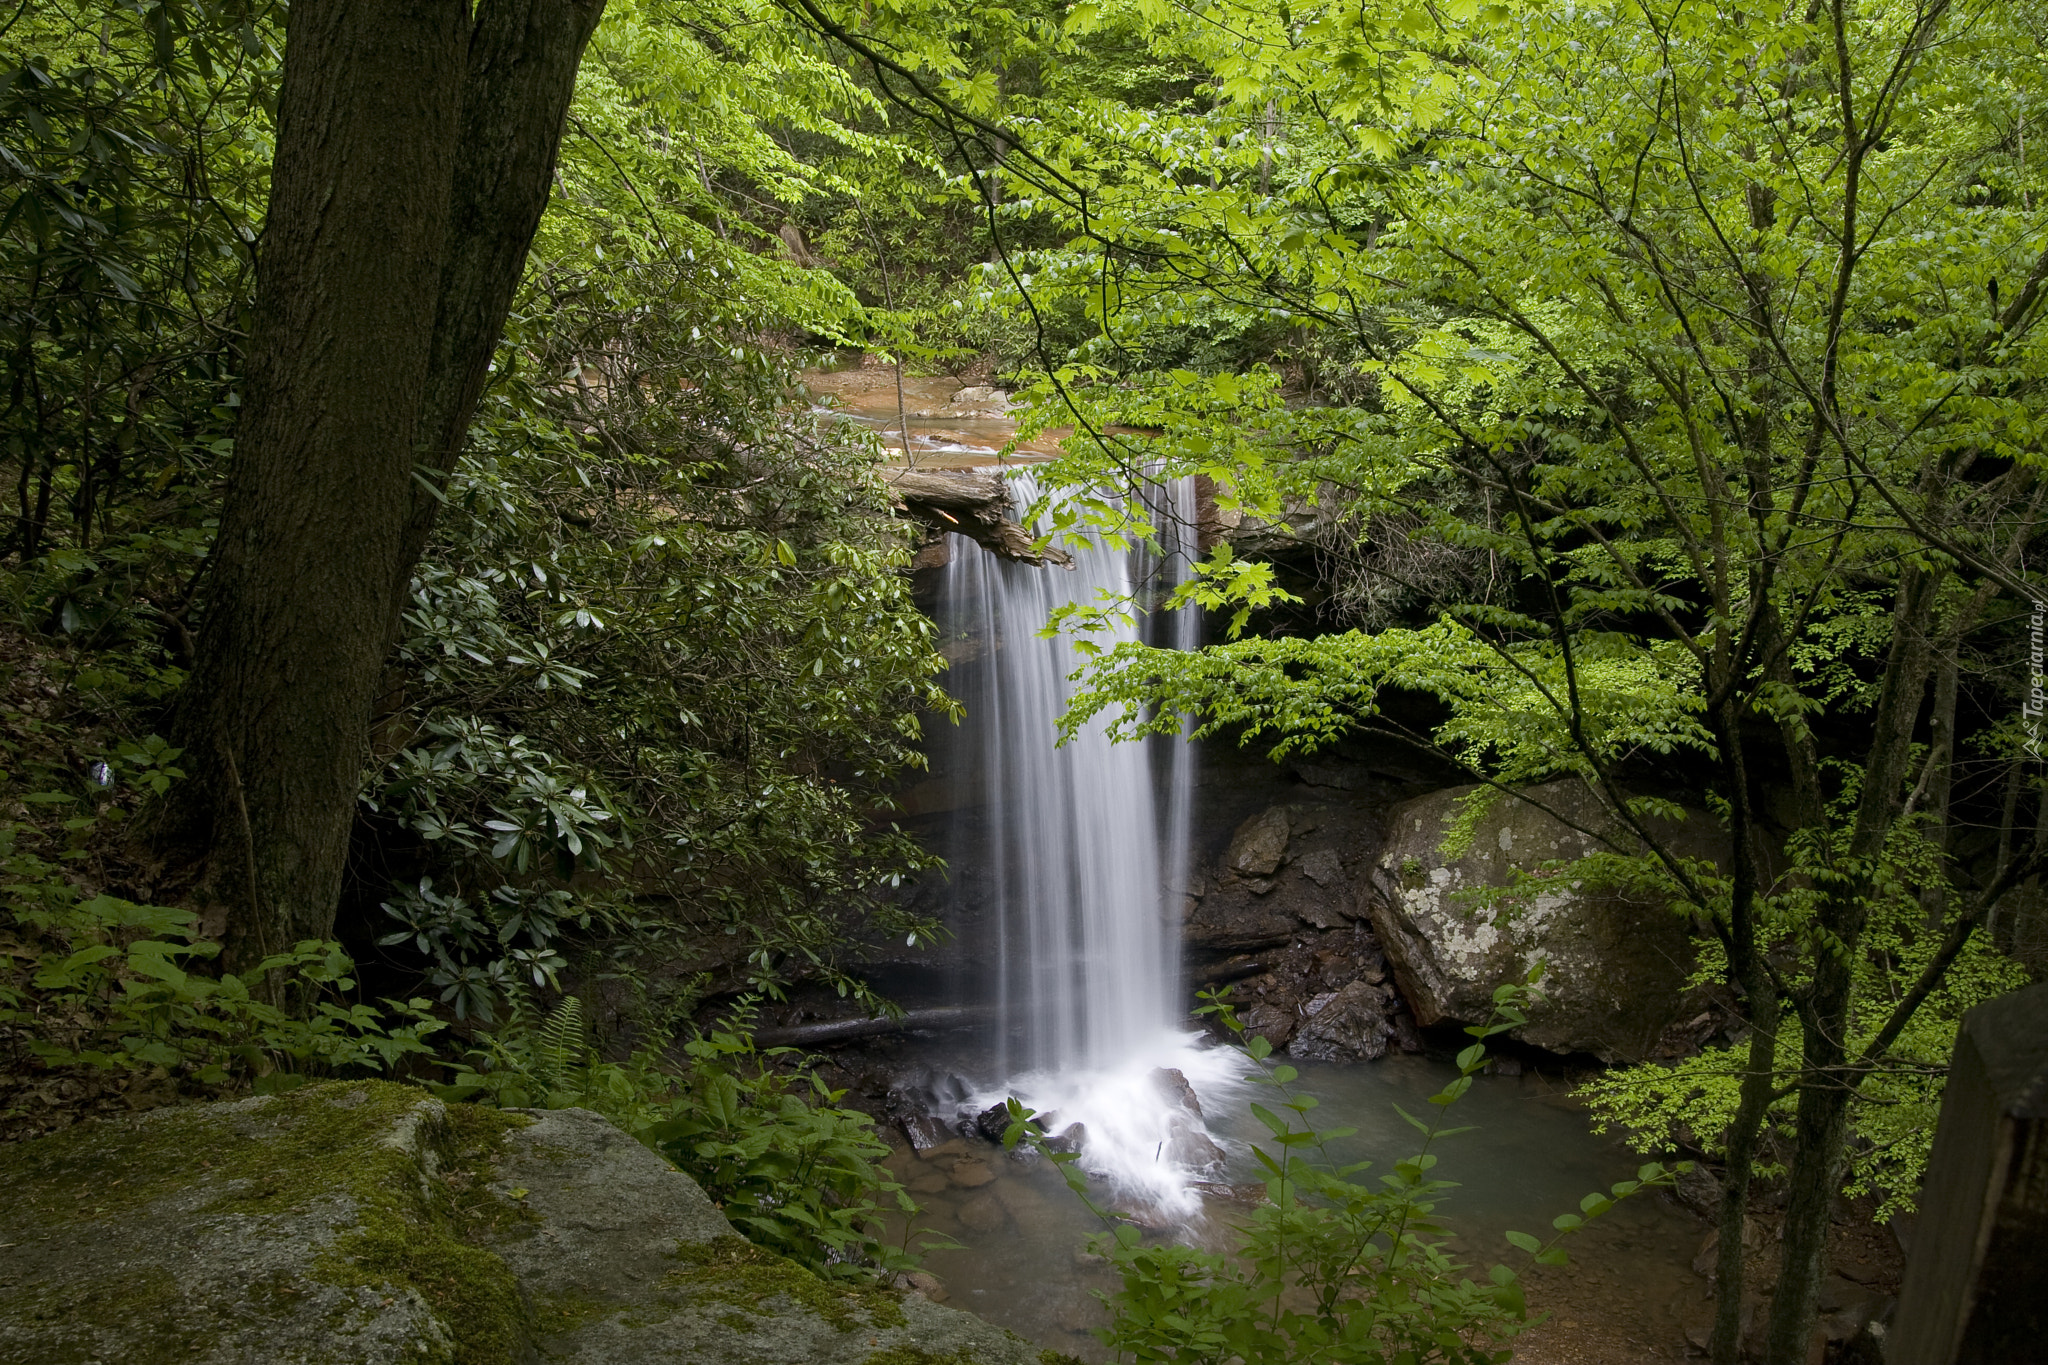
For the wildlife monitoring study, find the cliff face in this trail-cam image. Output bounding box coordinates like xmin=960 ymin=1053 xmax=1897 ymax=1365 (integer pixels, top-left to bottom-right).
xmin=0 ymin=1080 xmax=1046 ymax=1365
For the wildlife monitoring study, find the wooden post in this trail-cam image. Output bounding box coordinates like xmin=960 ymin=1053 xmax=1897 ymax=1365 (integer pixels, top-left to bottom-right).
xmin=1891 ymin=982 xmax=2048 ymax=1363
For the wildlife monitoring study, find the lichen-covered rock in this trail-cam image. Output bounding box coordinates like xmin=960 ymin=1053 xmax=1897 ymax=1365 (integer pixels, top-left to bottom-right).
xmin=1368 ymin=781 xmax=1719 ymax=1062
xmin=0 ymin=1082 xmax=517 ymax=1365
xmin=492 ymin=1107 xmax=1040 ymax=1364
xmin=0 ymin=1081 xmax=1046 ymax=1365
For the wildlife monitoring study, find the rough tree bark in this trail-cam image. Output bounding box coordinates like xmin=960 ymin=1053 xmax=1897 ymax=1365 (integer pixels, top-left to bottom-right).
xmin=166 ymin=0 xmax=604 ymax=975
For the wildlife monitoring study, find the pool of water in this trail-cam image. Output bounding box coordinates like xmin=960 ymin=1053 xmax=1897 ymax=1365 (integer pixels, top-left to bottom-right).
xmin=877 ymin=1047 xmax=1706 ymax=1361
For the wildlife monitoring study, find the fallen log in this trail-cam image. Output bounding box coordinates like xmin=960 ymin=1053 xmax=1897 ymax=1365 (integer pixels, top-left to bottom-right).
xmin=1195 ymin=959 xmax=1271 ymax=988
xmin=751 ymin=1004 xmax=993 ymax=1048
xmin=884 ymin=468 xmax=1073 ymax=568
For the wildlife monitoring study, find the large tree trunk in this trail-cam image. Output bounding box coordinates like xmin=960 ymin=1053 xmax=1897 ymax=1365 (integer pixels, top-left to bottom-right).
xmin=166 ymin=0 xmax=602 ymax=976
xmin=170 ymin=0 xmax=469 ymax=970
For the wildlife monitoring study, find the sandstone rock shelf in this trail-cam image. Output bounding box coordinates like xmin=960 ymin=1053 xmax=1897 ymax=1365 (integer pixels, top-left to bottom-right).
xmin=0 ymin=1080 xmax=1050 ymax=1365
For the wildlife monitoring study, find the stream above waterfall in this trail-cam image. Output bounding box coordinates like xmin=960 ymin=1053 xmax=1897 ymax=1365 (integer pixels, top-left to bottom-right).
xmin=803 ymin=364 xmax=1071 ymax=464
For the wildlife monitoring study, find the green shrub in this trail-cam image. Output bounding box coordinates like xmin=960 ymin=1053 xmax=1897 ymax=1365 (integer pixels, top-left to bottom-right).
xmin=646 ymin=1008 xmax=931 ymax=1279
xmin=0 ymin=866 xmax=444 ymax=1096
xmin=430 ymin=992 xmax=681 ymax=1129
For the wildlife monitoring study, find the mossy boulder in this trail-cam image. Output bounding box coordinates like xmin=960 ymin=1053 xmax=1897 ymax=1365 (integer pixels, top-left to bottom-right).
xmin=1369 ymin=781 xmax=1721 ymax=1061
xmin=0 ymin=1081 xmax=1044 ymax=1364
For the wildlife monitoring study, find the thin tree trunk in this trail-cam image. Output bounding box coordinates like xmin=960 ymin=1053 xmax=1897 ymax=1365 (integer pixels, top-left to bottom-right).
xmin=1259 ymin=99 xmax=1277 ymax=196
xmin=1763 ymin=565 xmax=1942 ymax=1364
xmin=1711 ymin=984 xmax=1780 ymax=1365
xmin=1914 ymin=645 xmax=1960 ymax=926
xmin=1707 ymin=667 xmax=1789 ymax=1365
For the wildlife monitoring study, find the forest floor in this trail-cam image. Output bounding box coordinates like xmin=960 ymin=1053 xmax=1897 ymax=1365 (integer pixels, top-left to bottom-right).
xmin=1511 ymin=1193 xmax=1902 ymax=1363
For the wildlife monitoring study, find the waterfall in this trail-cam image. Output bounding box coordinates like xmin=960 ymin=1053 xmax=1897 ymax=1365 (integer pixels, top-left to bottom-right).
xmin=938 ymin=470 xmax=1235 ymax=1211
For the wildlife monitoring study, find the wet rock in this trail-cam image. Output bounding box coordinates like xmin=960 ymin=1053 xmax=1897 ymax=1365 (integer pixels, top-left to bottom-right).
xmin=1673 ymin=1163 xmax=1723 ymax=1220
xmin=1167 ymin=1126 xmax=1227 ymax=1171
xmin=1692 ymin=1220 xmax=1766 ymax=1280
xmin=911 ymin=385 xmax=1012 ymax=419
xmin=973 ymin=1103 xmax=1014 ymax=1145
xmin=1289 ymin=980 xmax=1395 ymax=1062
xmin=918 ymin=1137 xmax=972 ymax=1163
xmin=1295 ymin=898 xmax=1346 ymax=929
xmin=1370 ymin=780 xmax=1721 ymax=1061
xmin=1209 ymin=921 xmax=1412 ymax=1054
xmin=900 ymin=1114 xmax=953 ymax=1151
xmin=1192 ymin=1179 xmax=1270 ymax=1206
xmin=900 ymin=1269 xmax=949 ymax=1302
xmin=907 ymin=1171 xmax=952 ymax=1195
xmin=1189 ymin=803 xmax=1380 ymax=952
xmin=1045 ymin=1122 xmax=1088 ymax=1154
xmin=1242 ymin=1002 xmax=1298 ymax=1049
xmin=1391 ymin=1010 xmax=1424 ymax=1053
xmin=1227 ymin=807 xmax=1292 ymax=876
xmin=990 ymin=1179 xmax=1052 ymax=1222
xmin=1151 ymin=1067 xmax=1204 ymax=1118
xmin=1186 ymin=894 xmax=1300 ymax=951
xmin=1314 ymin=948 xmax=1359 ymax=991
xmin=949 ymin=1159 xmax=996 ymax=1188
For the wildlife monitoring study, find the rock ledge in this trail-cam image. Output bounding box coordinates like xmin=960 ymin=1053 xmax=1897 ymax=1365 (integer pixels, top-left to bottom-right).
xmin=0 ymin=1080 xmax=1049 ymax=1365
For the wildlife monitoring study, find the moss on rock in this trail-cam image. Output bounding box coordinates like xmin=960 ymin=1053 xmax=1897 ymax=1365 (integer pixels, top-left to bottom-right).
xmin=0 ymin=1088 xmax=1048 ymax=1365
xmin=667 ymin=1233 xmax=909 ymax=1332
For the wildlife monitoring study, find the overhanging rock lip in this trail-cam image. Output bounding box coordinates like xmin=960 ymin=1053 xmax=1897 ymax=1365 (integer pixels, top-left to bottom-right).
xmin=884 ymin=467 xmax=1075 ymax=568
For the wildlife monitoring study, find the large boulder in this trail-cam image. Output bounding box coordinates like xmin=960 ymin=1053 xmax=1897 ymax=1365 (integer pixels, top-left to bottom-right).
xmin=0 ymin=1080 xmax=1043 ymax=1365
xmin=1368 ymin=781 xmax=1719 ymax=1062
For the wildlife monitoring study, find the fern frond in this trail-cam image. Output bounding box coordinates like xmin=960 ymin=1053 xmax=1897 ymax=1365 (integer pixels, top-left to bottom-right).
xmin=533 ymin=995 xmax=585 ymax=1087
